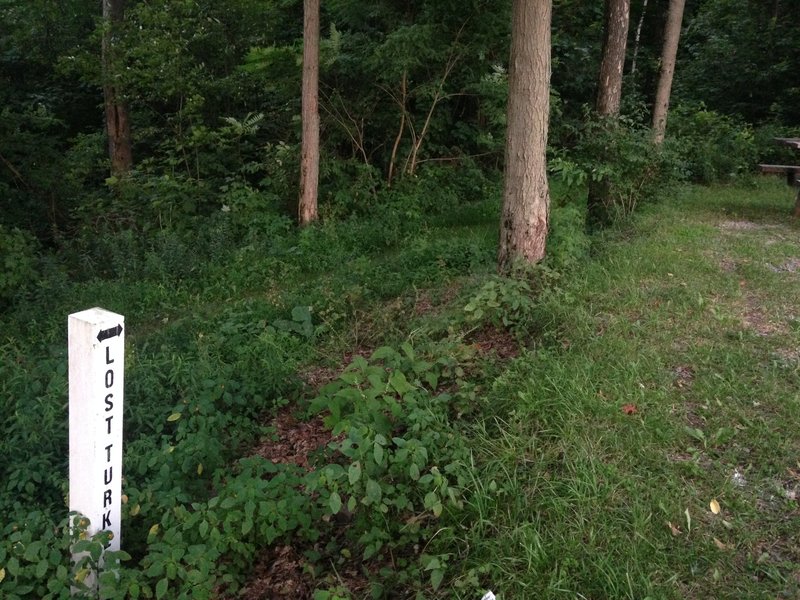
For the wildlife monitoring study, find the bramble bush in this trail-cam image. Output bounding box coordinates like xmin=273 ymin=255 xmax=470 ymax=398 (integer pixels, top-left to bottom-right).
xmin=569 ymin=116 xmax=683 ymax=223
xmin=0 ymin=225 xmax=39 ymax=308
xmin=667 ymin=103 xmax=757 ymax=183
xmin=308 ymin=342 xmax=473 ymax=594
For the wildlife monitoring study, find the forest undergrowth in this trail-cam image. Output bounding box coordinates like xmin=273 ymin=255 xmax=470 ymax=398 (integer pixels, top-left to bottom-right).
xmin=2 ymin=180 xmax=800 ymax=599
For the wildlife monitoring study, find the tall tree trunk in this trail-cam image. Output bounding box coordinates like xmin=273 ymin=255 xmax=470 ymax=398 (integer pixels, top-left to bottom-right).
xmin=298 ymin=0 xmax=320 ymax=226
xmin=652 ymin=0 xmax=685 ymax=145
xmin=102 ymin=0 xmax=132 ymax=176
xmin=630 ymin=0 xmax=648 ymax=75
xmin=498 ymin=0 xmax=552 ymax=272
xmin=587 ymin=0 xmax=631 ymax=228
xmin=596 ymin=0 xmax=631 ymax=116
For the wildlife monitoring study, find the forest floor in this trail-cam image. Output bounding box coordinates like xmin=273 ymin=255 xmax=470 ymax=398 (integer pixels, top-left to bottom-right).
xmin=239 ymin=182 xmax=800 ymax=599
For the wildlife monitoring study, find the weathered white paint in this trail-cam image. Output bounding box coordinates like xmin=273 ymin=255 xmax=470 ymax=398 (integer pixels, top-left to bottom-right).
xmin=69 ymin=308 xmax=124 ymax=552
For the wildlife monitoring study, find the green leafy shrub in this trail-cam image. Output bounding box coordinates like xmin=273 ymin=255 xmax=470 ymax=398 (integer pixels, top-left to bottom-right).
xmin=569 ymin=116 xmax=682 ymax=223
xmin=308 ymin=343 xmax=470 ymax=593
xmin=463 ymin=276 xmax=537 ymax=336
xmin=753 ymin=123 xmax=800 ymax=166
xmin=320 ymin=158 xmax=381 ymax=220
xmin=667 ymin=103 xmax=757 ymax=183
xmin=0 ymin=225 xmax=39 ymax=308
xmin=547 ymin=203 xmax=590 ymax=270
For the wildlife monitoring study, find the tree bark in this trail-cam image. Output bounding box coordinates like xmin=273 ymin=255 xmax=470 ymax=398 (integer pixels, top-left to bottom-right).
xmin=596 ymin=0 xmax=631 ymax=117
xmin=630 ymin=0 xmax=648 ymax=75
xmin=298 ymin=0 xmax=320 ymax=226
xmin=102 ymin=0 xmax=133 ymax=176
xmin=498 ymin=0 xmax=552 ymax=272
xmin=652 ymin=0 xmax=685 ymax=145
xmin=588 ymin=0 xmax=631 ymax=228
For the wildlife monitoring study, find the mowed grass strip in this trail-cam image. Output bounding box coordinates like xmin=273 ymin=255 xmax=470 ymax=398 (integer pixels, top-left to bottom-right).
xmin=456 ymin=182 xmax=800 ymax=599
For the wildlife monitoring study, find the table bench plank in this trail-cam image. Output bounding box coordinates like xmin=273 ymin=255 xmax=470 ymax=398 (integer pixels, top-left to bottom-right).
xmin=757 ymin=164 xmax=800 ymax=186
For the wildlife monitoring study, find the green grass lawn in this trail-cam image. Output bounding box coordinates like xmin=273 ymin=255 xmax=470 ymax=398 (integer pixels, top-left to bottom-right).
xmin=450 ymin=182 xmax=800 ymax=599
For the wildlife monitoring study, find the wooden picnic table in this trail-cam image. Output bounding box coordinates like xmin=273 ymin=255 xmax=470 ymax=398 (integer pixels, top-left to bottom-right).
xmin=774 ymin=137 xmax=800 ymax=150
xmin=758 ymin=138 xmax=800 ymax=216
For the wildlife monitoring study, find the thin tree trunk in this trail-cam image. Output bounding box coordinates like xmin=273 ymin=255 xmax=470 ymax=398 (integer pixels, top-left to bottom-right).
xmin=588 ymin=0 xmax=631 ymax=228
xmin=102 ymin=0 xmax=132 ymax=176
xmin=630 ymin=0 xmax=648 ymax=75
xmin=498 ymin=0 xmax=552 ymax=272
xmin=404 ymin=24 xmax=464 ymax=177
xmin=596 ymin=0 xmax=631 ymax=116
xmin=652 ymin=0 xmax=685 ymax=145
xmin=298 ymin=0 xmax=320 ymax=226
xmin=387 ymin=70 xmax=407 ymax=187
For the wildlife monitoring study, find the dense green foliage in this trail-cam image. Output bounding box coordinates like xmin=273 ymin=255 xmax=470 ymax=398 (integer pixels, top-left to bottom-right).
xmin=3 ymin=0 xmax=800 ymax=597
xmin=2 ymin=0 xmax=799 ymax=240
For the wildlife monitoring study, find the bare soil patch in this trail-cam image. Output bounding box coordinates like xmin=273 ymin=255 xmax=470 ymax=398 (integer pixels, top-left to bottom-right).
xmin=239 ymin=545 xmax=312 ymax=599
xmin=717 ymin=220 xmax=779 ymax=231
xmin=740 ymin=293 xmax=785 ymax=336
xmin=766 ymin=257 xmax=800 ymax=273
xmin=673 ymin=365 xmax=695 ymax=390
xmin=470 ymin=325 xmax=520 ymax=360
xmin=251 ymin=408 xmax=335 ymax=470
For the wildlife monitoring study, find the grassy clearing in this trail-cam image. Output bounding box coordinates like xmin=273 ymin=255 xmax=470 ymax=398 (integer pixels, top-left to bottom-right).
xmin=453 ymin=180 xmax=800 ymax=599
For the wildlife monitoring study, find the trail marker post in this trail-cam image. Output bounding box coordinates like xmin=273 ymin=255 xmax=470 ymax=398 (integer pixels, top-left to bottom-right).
xmin=68 ymin=308 xmax=125 ymax=555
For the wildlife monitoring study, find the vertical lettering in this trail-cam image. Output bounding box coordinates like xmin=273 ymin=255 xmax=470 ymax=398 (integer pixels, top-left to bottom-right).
xmin=105 ymin=346 xmax=114 ymax=364
xmin=104 ymin=489 xmax=112 ymax=508
xmin=105 ymin=369 xmax=114 ymax=388
xmin=104 ymin=466 xmax=113 ymax=485
xmin=105 ymin=443 xmax=113 ymax=462
xmin=102 ymin=511 xmax=111 ymax=529
xmin=105 ymin=415 xmax=113 ymax=434
xmin=105 ymin=393 xmax=114 ymax=411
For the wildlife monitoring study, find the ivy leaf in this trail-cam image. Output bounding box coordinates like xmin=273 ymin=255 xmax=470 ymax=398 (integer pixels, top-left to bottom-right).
xmin=167 ymin=413 xmax=181 ymax=422
xmin=155 ymin=577 xmax=168 ymax=599
xmin=242 ymin=518 xmax=254 ymax=536
xmin=389 ymin=370 xmax=414 ymax=395
xmin=329 ymin=491 xmax=342 ymax=515
xmin=430 ymin=568 xmax=445 ymax=590
xmin=365 ymin=479 xmax=382 ymax=504
xmin=348 ymin=462 xmax=362 ymax=485
xmin=35 ymin=559 xmax=48 ymax=578
xmin=373 ymin=442 xmax=384 ymax=465
xmin=23 ymin=540 xmax=42 ymax=562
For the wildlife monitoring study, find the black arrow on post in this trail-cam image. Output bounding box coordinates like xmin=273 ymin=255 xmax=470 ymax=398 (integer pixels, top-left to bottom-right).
xmin=97 ymin=324 xmax=123 ymax=342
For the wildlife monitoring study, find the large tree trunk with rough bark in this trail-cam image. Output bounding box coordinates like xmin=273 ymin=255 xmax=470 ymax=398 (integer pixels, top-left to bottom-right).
xmin=596 ymin=0 xmax=631 ymax=116
xmin=652 ymin=0 xmax=685 ymax=144
xmin=587 ymin=0 xmax=631 ymax=228
xmin=102 ymin=0 xmax=133 ymax=176
xmin=498 ymin=0 xmax=552 ymax=272
xmin=298 ymin=0 xmax=320 ymax=226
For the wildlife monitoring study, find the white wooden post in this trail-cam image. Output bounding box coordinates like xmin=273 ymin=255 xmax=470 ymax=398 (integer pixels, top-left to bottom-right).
xmin=68 ymin=308 xmax=125 ymax=552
